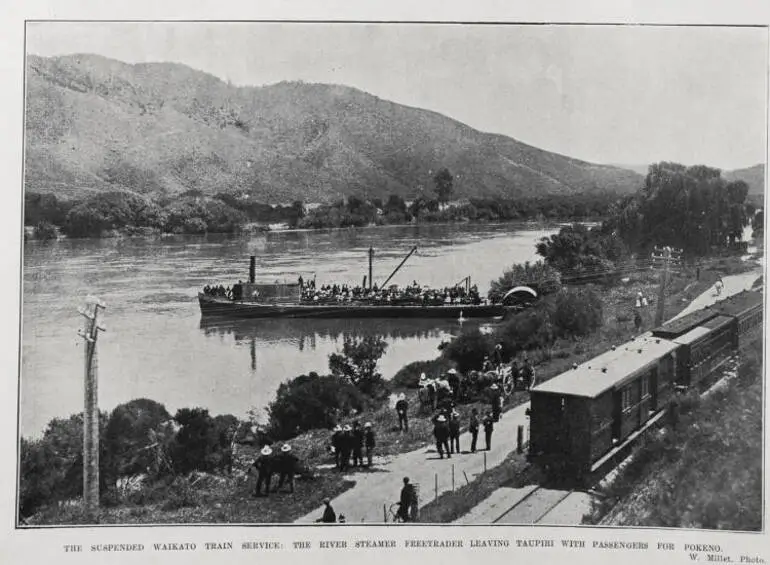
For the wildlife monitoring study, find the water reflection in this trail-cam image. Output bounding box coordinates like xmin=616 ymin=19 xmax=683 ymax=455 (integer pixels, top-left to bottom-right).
xmin=199 ymin=317 xmax=478 ymax=352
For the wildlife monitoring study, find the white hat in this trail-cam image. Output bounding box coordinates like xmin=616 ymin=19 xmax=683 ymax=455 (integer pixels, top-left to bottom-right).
xmin=398 ymin=393 xmax=406 ymax=400
xmin=343 ymin=425 xmax=352 ymax=432
xmin=490 ymin=383 xmax=499 ymax=390
xmin=420 ymin=372 xmax=427 ymax=380
xmin=447 ymin=369 xmax=458 ymax=375
xmin=333 ymin=425 xmax=342 ymax=432
xmin=638 ymin=291 xmax=643 ymax=296
xmin=260 ymin=446 xmax=273 ymax=456
xmin=364 ymin=422 xmax=372 ymax=428
xmin=281 ymin=444 xmax=292 ymax=453
xmin=437 ymin=415 xmax=446 ymax=422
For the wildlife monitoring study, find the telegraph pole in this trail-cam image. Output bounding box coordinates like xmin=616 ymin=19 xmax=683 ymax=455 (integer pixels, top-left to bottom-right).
xmin=652 ymin=246 xmax=682 ymax=325
xmin=368 ymin=247 xmax=374 ymax=291
xmin=78 ymin=298 xmax=106 ymax=522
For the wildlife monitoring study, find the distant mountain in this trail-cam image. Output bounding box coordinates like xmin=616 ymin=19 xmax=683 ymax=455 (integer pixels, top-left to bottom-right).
xmin=613 ymin=164 xmax=651 ymax=177
xmin=25 ymin=53 xmax=644 ymax=203
xmin=724 ymin=164 xmax=765 ymax=195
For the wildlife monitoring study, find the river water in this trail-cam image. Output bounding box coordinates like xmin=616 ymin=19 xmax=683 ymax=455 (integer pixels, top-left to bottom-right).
xmin=21 ymin=222 xmax=558 ymax=438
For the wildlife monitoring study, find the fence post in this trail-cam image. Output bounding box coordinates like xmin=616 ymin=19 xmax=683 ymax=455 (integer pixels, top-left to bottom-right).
xmin=483 ymin=452 xmax=487 ymax=472
xmin=517 ymin=425 xmax=524 ymax=453
xmin=383 ymin=503 xmax=387 ymax=523
xmin=452 ymin=464 xmax=455 ymax=491
xmin=435 ymin=473 xmax=438 ymax=501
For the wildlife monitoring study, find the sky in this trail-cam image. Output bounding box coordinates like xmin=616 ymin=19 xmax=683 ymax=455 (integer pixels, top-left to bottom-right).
xmin=26 ymin=22 xmax=769 ymax=170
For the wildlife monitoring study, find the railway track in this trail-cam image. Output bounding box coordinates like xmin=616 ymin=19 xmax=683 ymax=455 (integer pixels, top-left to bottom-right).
xmin=492 ymin=486 xmax=574 ymax=524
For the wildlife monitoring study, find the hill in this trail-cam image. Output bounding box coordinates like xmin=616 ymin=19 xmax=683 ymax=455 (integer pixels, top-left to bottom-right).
xmin=25 ymin=53 xmax=644 ymax=203
xmin=724 ymin=164 xmax=765 ymax=195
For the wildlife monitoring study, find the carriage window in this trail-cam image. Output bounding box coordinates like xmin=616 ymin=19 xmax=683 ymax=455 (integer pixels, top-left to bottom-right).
xmin=621 ymin=386 xmax=632 ymax=411
xmin=641 ymin=376 xmax=649 ymax=399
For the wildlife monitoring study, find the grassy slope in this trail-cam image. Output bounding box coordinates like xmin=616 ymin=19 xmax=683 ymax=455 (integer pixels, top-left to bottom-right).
xmin=25 ymin=54 xmax=643 ymax=203
xmin=593 ymin=340 xmax=763 ymax=530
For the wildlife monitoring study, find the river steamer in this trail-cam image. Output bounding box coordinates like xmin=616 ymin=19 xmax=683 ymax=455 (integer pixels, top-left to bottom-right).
xmin=198 ymin=252 xmax=511 ymax=320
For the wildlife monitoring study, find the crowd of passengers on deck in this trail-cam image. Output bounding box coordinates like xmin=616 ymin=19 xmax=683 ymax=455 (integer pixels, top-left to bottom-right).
xmin=298 ymin=278 xmax=484 ymax=306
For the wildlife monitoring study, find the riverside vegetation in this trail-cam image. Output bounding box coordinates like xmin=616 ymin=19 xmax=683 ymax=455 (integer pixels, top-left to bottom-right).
xmin=19 ymin=162 xmax=762 ymax=524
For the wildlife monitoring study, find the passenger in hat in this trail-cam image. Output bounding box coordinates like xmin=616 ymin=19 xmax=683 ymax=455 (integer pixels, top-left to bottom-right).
xmin=398 ymin=477 xmax=417 ymax=522
xmin=396 ymin=393 xmax=409 ymax=432
xmin=351 ymin=421 xmax=365 ymax=468
xmin=446 ymin=368 xmax=461 ymax=401
xmin=331 ymin=425 xmax=343 ymax=469
xmin=276 ymin=443 xmax=299 ymax=493
xmin=364 ymin=422 xmax=376 ymax=467
xmin=489 ymin=383 xmax=502 ymax=422
xmin=493 ymin=342 xmax=504 ymax=366
xmin=339 ymin=425 xmax=353 ymax=471
xmin=252 ymin=445 xmax=274 ymax=497
xmin=448 ymin=410 xmax=460 ymax=454
xmin=316 ymin=498 xmax=337 ymax=523
xmin=433 ymin=414 xmax=451 ymax=459
xmin=468 ymin=408 xmax=480 ymax=453
xmin=483 ymin=412 xmax=495 ymax=451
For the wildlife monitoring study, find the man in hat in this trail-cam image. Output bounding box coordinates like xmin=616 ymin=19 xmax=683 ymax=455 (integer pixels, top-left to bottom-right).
xmin=433 ymin=414 xmax=451 ymax=459
xmin=398 ymin=477 xmax=417 ymax=522
xmin=448 ymin=410 xmax=460 ymax=454
xmin=396 ymin=393 xmax=409 ymax=432
xmin=276 ymin=443 xmax=299 ymax=493
xmin=364 ymin=422 xmax=376 ymax=467
xmin=489 ymin=383 xmax=502 ymax=422
xmin=510 ymin=358 xmax=522 ymax=390
xmin=522 ymin=357 xmax=536 ymax=390
xmin=351 ymin=421 xmax=364 ymax=468
xmin=483 ymin=412 xmax=495 ymax=451
xmin=446 ymin=368 xmax=460 ymax=401
xmin=316 ymin=498 xmax=336 ymax=523
xmin=468 ymin=408 xmax=480 ymax=453
xmin=493 ymin=342 xmax=504 ymax=367
xmin=339 ymin=425 xmax=353 ymax=471
xmin=482 ymin=355 xmax=493 ymax=372
xmin=331 ymin=425 xmax=343 ymax=469
xmin=252 ymin=445 xmax=274 ymax=497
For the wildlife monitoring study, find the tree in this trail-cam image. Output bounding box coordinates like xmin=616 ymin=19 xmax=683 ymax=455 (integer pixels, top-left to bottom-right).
xmin=103 ymin=399 xmax=171 ymax=487
xmin=171 ymin=407 xmax=219 ymax=474
xmin=267 ymin=372 xmax=368 ymax=439
xmin=434 ymin=168 xmax=454 ymax=209
xmin=328 ymin=336 xmax=388 ymax=396
xmin=442 ymin=328 xmax=492 ymax=374
xmin=488 ymin=260 xmax=561 ymax=301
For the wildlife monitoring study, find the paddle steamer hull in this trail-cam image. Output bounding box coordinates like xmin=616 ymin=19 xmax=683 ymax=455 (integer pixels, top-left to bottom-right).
xmin=198 ymin=293 xmax=505 ymax=319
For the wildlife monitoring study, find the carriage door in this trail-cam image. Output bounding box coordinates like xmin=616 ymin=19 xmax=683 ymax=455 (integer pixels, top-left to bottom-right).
xmin=650 ymin=368 xmax=658 ymax=412
xmin=611 ymin=390 xmax=622 ymax=442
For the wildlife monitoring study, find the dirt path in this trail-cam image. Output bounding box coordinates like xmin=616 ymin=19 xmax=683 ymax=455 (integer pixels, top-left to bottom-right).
xmin=295 ymin=269 xmax=762 ymax=524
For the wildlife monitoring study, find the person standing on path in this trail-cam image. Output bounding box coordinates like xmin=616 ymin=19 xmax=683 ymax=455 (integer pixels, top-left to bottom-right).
xmin=331 ymin=425 xmax=342 ymax=469
xmin=276 ymin=444 xmax=298 ymax=494
xmin=483 ymin=412 xmax=495 ymax=451
xmin=252 ymin=445 xmax=273 ymax=497
xmin=448 ymin=410 xmax=460 ymax=454
xmin=398 ymin=477 xmax=417 ymax=522
xmin=364 ymin=422 xmax=376 ymax=467
xmin=468 ymin=408 xmax=480 ymax=453
xmin=433 ymin=415 xmax=451 ymax=459
xmin=396 ymin=393 xmax=409 ymax=432
xmin=351 ymin=421 xmax=364 ymax=467
xmin=489 ymin=383 xmax=502 ymax=422
xmin=339 ymin=425 xmax=352 ymax=471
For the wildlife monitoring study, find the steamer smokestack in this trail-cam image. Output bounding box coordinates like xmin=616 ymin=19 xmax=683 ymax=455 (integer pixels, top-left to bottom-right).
xmin=249 ymin=256 xmax=256 ymax=284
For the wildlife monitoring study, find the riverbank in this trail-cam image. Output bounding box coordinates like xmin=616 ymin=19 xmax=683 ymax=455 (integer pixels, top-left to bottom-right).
xmin=23 ymin=251 xmax=760 ymax=525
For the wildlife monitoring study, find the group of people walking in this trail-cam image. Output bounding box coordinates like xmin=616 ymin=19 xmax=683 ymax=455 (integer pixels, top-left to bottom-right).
xmin=433 ymin=406 xmax=496 ymax=457
xmin=330 ymin=421 xmax=376 ymax=471
xmin=251 ymin=443 xmax=300 ymax=497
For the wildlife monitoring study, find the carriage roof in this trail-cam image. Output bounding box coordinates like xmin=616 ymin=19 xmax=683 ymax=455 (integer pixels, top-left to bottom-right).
xmin=533 ymin=334 xmax=679 ymax=399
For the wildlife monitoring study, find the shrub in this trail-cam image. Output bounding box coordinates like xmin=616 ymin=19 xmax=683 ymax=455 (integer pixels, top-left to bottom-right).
xmin=442 ymin=328 xmax=492 ymax=373
xmin=497 ymin=306 xmax=555 ymax=356
xmin=103 ymin=399 xmax=171 ymax=487
xmin=171 ymin=408 xmax=221 ymax=474
xmin=391 ymin=357 xmax=453 ymax=389
xmin=551 ymin=287 xmax=604 ymax=337
xmin=488 ymin=260 xmax=562 ymax=301
xmin=328 ymin=336 xmax=388 ymax=397
xmin=33 ymin=220 xmax=58 ymax=240
xmin=267 ymin=372 xmax=371 ymax=440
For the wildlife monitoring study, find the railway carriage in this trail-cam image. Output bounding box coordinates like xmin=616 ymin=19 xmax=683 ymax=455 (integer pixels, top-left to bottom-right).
xmin=672 ymin=315 xmax=736 ymax=390
xmin=529 ymin=335 xmax=678 ymax=481
xmin=710 ymin=290 xmax=763 ymax=351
